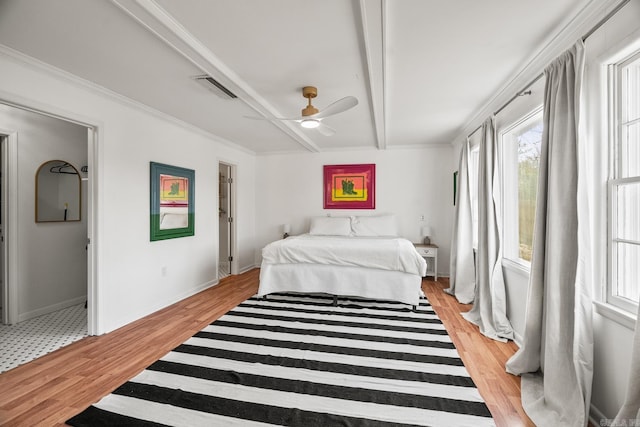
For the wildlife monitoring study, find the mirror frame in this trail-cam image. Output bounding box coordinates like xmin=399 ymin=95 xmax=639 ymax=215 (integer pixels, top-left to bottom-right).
xmin=35 ymin=160 xmax=81 ymax=223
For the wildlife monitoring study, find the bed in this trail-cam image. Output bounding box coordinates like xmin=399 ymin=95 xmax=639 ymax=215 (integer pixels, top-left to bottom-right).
xmin=258 ymin=215 xmax=427 ymax=307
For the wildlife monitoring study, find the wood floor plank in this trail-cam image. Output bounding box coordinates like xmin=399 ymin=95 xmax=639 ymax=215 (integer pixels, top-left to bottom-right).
xmin=422 ymin=278 xmax=534 ymax=426
xmin=0 ymin=269 xmax=534 ymax=426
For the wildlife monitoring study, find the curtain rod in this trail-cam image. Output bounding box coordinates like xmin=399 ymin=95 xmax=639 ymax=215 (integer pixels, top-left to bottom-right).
xmin=582 ymin=0 xmax=631 ymax=41
xmin=467 ymin=0 xmax=631 ymax=140
xmin=468 ymin=78 xmax=540 ymax=138
xmin=492 ymin=74 xmax=543 ymax=117
xmin=467 ymin=124 xmax=482 ymax=140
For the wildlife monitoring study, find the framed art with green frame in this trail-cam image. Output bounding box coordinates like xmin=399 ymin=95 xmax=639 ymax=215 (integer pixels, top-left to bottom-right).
xmin=150 ymin=162 xmax=195 ymax=241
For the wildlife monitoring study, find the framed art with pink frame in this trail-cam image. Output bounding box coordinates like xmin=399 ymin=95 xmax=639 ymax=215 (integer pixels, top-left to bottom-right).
xmin=323 ymin=163 xmax=375 ymax=209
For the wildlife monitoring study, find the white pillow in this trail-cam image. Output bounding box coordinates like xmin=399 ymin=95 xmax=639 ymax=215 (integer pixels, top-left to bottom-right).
xmin=351 ymin=214 xmax=398 ymax=237
xmin=309 ymin=216 xmax=352 ymax=236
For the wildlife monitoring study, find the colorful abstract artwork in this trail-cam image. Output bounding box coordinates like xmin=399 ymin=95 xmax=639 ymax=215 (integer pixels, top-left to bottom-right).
xmin=323 ymin=164 xmax=375 ymax=209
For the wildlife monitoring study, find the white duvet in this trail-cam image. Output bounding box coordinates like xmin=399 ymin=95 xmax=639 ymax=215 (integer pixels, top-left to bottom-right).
xmin=261 ymin=234 xmax=427 ymax=277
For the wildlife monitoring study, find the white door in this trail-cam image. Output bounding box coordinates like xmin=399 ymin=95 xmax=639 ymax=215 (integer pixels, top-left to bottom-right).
xmin=218 ymin=163 xmax=233 ymax=278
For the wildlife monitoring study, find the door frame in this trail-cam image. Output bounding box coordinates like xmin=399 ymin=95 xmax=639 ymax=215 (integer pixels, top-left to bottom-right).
xmin=0 ymin=97 xmax=99 ymax=334
xmin=218 ymin=160 xmax=238 ymax=276
xmin=0 ymin=130 xmax=18 ymax=325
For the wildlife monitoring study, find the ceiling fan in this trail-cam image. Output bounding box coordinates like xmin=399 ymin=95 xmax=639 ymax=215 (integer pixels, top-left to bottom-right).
xmin=247 ymin=86 xmax=358 ymax=136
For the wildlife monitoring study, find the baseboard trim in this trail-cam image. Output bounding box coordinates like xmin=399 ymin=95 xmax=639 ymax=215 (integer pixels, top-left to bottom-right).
xmin=18 ymin=295 xmax=87 ymax=323
xmin=238 ymin=264 xmax=258 ymax=275
xmin=163 ymin=279 xmax=218 ymax=310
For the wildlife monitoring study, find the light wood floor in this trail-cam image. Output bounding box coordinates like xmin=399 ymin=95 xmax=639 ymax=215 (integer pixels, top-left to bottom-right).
xmin=423 ymin=279 xmax=534 ymax=427
xmin=0 ymin=269 xmax=534 ymax=426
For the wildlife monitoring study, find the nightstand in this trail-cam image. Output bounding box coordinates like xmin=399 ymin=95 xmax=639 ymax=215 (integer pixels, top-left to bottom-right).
xmin=414 ymin=243 xmax=438 ymax=280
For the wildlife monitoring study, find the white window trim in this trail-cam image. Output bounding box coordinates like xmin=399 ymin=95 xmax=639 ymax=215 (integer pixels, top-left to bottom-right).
xmin=607 ymin=178 xmax=640 ymax=314
xmin=501 ymin=257 xmax=531 ymax=277
xmin=585 ymin=23 xmax=640 ymax=328
xmin=605 ymin=50 xmax=640 ymax=317
xmin=594 ymin=301 xmax=637 ymax=330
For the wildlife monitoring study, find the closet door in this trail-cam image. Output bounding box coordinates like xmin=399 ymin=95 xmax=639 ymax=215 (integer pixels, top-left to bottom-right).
xmin=218 ymin=164 xmax=232 ymax=278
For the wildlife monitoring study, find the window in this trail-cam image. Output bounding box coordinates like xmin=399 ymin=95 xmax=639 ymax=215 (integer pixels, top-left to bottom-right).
xmin=501 ymin=109 xmax=543 ymax=265
xmin=469 ymin=145 xmax=480 ymax=250
xmin=608 ymin=50 xmax=640 ymax=313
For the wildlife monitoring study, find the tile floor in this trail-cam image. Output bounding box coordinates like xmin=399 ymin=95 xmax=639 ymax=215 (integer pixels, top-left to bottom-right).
xmin=0 ymin=304 xmax=87 ymax=373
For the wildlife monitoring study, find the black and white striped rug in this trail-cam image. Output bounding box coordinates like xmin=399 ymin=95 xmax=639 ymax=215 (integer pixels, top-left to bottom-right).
xmin=67 ymin=293 xmax=494 ymax=426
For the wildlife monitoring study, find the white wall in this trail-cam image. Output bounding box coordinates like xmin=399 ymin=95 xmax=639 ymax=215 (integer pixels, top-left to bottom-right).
xmin=0 ymin=48 xmax=257 ymax=334
xmin=255 ymin=146 xmax=455 ymax=275
xmin=0 ymin=104 xmax=88 ymax=321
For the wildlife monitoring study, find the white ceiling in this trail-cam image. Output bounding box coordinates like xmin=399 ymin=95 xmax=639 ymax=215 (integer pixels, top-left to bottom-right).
xmin=0 ymin=0 xmax=594 ymax=155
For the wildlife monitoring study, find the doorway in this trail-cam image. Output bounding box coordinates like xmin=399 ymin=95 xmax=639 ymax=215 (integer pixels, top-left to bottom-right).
xmin=218 ymin=162 xmax=234 ymax=279
xmin=0 ymin=103 xmax=93 ymax=371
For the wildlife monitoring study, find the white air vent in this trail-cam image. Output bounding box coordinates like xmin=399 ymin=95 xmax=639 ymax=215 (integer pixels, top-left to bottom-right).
xmin=193 ymin=75 xmax=238 ymax=99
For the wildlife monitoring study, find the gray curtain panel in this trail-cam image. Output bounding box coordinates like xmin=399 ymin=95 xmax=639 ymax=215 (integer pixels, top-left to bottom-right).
xmin=462 ymin=117 xmax=513 ymax=342
xmin=447 ymin=139 xmax=476 ymax=304
xmin=505 ymin=40 xmax=593 ymax=427
xmin=613 ymin=303 xmax=640 ymax=424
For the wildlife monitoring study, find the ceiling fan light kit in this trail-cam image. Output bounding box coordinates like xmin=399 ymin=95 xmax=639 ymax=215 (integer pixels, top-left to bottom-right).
xmin=300 ymin=119 xmax=320 ymax=128
xmin=245 ymin=85 xmax=357 ymax=136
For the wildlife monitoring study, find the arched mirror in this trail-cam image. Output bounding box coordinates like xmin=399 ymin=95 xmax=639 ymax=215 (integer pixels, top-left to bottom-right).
xmin=35 ymin=160 xmax=81 ymax=222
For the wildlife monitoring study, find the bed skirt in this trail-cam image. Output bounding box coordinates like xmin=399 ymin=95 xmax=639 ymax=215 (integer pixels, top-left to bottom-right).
xmin=258 ymin=263 xmax=423 ymax=307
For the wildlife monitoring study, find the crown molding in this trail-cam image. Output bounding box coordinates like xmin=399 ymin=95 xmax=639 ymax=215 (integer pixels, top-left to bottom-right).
xmin=451 ymin=0 xmax=626 ymax=147
xmin=388 ymin=142 xmax=452 ymax=150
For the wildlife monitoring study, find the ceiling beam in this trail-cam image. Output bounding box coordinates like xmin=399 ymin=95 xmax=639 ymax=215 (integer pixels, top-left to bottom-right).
xmin=357 ymin=0 xmax=386 ymax=150
xmin=111 ymin=0 xmax=321 ymax=152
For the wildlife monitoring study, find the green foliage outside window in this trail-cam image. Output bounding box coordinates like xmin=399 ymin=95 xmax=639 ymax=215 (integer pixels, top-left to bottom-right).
xmin=517 ymin=124 xmax=542 ymax=261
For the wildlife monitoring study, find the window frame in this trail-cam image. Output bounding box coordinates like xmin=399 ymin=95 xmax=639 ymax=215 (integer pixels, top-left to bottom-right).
xmin=606 ymin=51 xmax=640 ymax=314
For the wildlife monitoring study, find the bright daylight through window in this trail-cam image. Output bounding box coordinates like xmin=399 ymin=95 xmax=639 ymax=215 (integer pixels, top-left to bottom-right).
xmin=502 ymin=110 xmax=543 ymax=265
xmin=609 ymin=50 xmax=640 ymax=313
xmin=469 ymin=146 xmax=479 ymax=250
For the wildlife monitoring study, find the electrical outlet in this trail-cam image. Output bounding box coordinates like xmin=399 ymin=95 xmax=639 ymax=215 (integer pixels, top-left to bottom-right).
xmin=161 ymin=266 xmax=167 ymax=276
xmin=420 ymin=215 xmax=425 ymax=221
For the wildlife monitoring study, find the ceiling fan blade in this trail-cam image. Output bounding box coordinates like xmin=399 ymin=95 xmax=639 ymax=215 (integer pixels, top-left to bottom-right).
xmin=316 ymin=122 xmax=336 ymax=136
xmin=243 ymin=115 xmax=302 ymax=121
xmin=313 ymin=96 xmax=358 ymax=119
